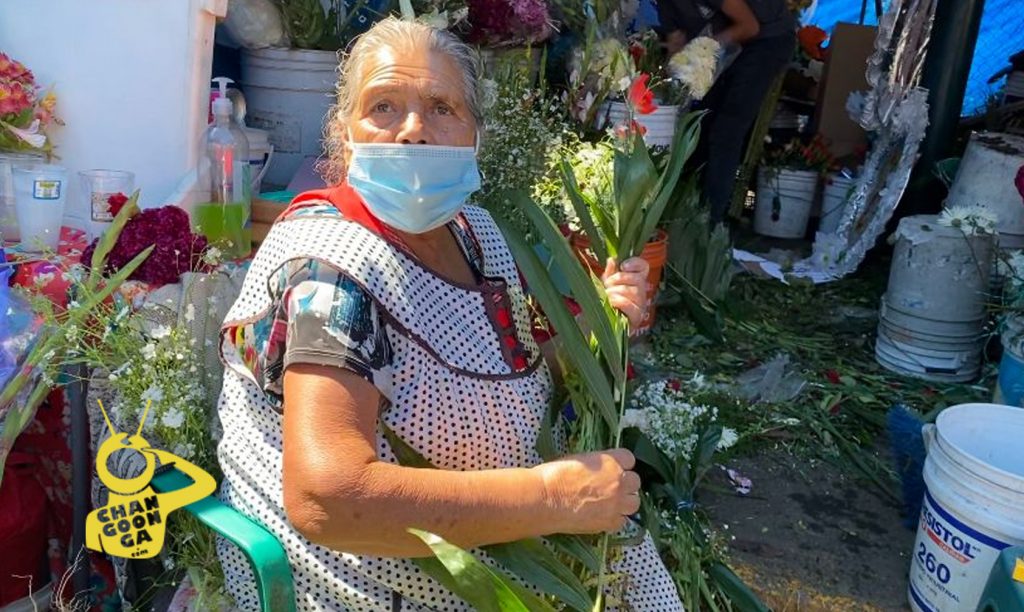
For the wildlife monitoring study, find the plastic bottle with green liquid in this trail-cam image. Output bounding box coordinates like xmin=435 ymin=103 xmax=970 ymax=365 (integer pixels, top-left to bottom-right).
xmin=195 ymin=77 xmax=251 ymax=259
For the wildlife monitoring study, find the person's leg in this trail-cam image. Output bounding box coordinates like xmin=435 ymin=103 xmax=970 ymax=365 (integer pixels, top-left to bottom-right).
xmin=704 ymin=34 xmax=795 ymax=225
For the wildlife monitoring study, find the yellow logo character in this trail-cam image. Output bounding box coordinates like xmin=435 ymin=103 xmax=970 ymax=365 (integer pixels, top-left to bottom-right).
xmin=85 ymin=400 xmax=216 ymax=559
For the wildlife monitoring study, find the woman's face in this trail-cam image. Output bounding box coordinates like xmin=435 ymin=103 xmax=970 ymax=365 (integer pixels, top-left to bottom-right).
xmin=347 ymin=45 xmax=476 ymax=152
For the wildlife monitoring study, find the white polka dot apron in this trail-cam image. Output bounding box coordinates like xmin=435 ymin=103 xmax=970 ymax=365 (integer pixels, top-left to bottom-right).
xmin=216 ymin=202 xmax=683 ymax=611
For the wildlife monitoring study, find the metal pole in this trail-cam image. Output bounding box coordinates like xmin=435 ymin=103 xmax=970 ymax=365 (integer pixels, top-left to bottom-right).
xmin=903 ymin=0 xmax=986 ymax=215
xmin=860 ymin=0 xmax=869 ymax=24
xmin=67 ymin=363 xmax=92 ymax=606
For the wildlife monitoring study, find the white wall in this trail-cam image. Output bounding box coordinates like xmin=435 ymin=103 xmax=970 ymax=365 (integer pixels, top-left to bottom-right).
xmin=0 ymin=0 xmax=227 ymax=222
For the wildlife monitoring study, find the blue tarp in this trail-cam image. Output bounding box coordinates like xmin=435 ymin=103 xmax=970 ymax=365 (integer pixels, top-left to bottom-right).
xmin=807 ymin=0 xmax=1021 ymax=115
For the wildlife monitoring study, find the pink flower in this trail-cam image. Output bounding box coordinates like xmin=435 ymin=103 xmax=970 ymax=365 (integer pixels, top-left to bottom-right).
xmin=0 ymin=81 xmax=35 ymax=116
xmin=1016 ymin=164 xmax=1024 ymax=203
xmin=628 ymin=74 xmax=657 ymax=115
xmin=0 ymin=53 xmax=35 ymax=86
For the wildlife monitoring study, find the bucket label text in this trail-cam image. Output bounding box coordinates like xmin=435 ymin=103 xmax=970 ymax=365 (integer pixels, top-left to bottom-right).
xmin=909 ymin=490 xmax=1012 ymax=612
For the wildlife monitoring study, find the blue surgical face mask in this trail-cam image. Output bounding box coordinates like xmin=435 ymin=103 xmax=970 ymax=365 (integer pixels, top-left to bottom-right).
xmin=346 ymin=137 xmax=482 ymax=234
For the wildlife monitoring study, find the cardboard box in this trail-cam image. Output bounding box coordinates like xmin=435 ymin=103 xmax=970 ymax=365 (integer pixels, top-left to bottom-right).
xmin=813 ymin=23 xmax=878 ymax=160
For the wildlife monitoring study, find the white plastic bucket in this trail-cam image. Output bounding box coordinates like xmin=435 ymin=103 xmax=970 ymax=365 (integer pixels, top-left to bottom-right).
xmin=243 ymin=127 xmax=274 ymax=193
xmin=880 ymin=296 xmax=986 ymax=339
xmin=240 ymin=48 xmax=338 ymax=187
xmin=819 ymin=173 xmax=855 ymax=234
xmin=12 ymin=164 xmax=68 ymax=252
xmin=875 ymin=331 xmax=981 ymax=383
xmin=947 ymin=132 xmax=1024 ymax=239
xmin=599 ymin=102 xmax=680 ymax=149
xmin=886 ymin=215 xmax=994 ymax=323
xmin=909 ymin=404 xmax=1024 ymax=612
xmin=754 ymin=168 xmax=818 ymax=239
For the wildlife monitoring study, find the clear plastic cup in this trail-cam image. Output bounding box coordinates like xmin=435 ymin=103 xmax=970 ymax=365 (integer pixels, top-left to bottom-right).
xmin=79 ymin=169 xmax=135 ymax=239
xmin=13 ymin=164 xmax=69 ymax=252
xmin=0 ymin=152 xmax=45 ymax=242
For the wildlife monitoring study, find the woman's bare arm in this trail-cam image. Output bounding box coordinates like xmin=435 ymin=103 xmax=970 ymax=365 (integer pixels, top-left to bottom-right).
xmin=717 ymin=0 xmax=761 ymax=45
xmin=282 ymin=364 xmax=640 ymax=557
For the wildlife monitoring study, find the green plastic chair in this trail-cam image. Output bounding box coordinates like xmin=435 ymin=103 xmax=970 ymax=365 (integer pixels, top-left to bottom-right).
xmin=151 ymin=466 xmax=297 ymax=612
xmin=976 ymin=546 xmax=1024 ymax=612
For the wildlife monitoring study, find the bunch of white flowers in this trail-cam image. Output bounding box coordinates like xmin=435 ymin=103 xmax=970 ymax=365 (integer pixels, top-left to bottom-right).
xmin=624 ymin=379 xmax=738 ymax=460
xmin=475 ymin=69 xmax=576 ymax=234
xmin=937 ymin=204 xmax=998 ymax=235
xmin=108 ymin=325 xmax=213 ymax=465
xmin=668 ymin=37 xmax=722 ymax=101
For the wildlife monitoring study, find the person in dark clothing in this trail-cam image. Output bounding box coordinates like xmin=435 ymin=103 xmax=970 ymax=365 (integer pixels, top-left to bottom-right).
xmin=658 ymin=0 xmax=797 ymax=225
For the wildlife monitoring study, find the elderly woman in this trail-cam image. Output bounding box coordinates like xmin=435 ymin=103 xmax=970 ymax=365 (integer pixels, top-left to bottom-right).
xmin=217 ymin=17 xmax=683 ymax=611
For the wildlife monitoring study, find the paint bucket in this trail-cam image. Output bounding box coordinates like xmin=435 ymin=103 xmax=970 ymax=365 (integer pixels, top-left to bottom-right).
xmin=875 ymin=215 xmax=994 ymax=382
xmin=993 ymin=316 xmax=1024 ymax=408
xmin=909 ymin=403 xmax=1024 ymax=612
xmin=240 ymin=48 xmax=338 ymax=187
xmin=599 ymin=102 xmax=681 ymax=149
xmin=818 ymin=173 xmax=855 ymax=234
xmin=946 ymin=132 xmax=1024 ymax=246
xmin=753 ymin=168 xmax=818 ymax=239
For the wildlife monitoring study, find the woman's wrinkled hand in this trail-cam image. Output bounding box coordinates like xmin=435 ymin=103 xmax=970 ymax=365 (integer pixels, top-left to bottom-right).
xmin=602 ymin=257 xmax=651 ymax=330
xmin=534 ymin=449 xmax=642 ymax=534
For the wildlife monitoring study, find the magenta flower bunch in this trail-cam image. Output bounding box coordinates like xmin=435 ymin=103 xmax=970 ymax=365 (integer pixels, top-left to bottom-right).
xmin=467 ymin=0 xmax=552 ymax=47
xmin=81 ymin=205 xmax=209 ymax=287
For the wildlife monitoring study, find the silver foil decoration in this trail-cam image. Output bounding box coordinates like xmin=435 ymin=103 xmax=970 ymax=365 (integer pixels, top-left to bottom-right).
xmin=793 ymin=0 xmax=938 ymax=281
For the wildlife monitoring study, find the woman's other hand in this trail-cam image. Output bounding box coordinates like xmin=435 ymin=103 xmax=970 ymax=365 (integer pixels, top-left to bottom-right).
xmin=602 ymin=257 xmax=651 ymax=330
xmin=533 ymin=449 xmax=641 ymax=534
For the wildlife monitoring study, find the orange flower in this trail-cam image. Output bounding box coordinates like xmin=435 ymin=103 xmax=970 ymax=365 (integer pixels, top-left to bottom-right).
xmin=798 ymin=26 xmax=828 ymax=61
xmin=628 ymin=73 xmax=657 ymax=115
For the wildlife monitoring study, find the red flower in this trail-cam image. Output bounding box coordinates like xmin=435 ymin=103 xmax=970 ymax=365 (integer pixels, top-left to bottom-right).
xmin=629 ymin=43 xmax=645 ymax=67
xmin=628 ymin=74 xmax=657 ymax=115
xmin=666 ymin=379 xmax=681 ymax=392
xmin=798 ymin=26 xmax=828 ymax=61
xmin=1015 ymin=164 xmax=1024 ymax=203
xmin=626 ymin=363 xmax=636 ymax=381
xmin=824 ymin=369 xmax=841 ymax=384
xmin=107 ymin=192 xmax=129 ymax=217
xmin=829 ymin=401 xmax=842 ymax=415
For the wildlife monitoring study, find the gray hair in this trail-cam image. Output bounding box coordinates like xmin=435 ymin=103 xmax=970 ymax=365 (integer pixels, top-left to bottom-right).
xmin=321 ymin=17 xmax=483 ymax=185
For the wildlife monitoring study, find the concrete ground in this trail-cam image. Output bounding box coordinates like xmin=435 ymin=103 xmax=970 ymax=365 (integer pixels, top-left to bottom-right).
xmin=702 ymin=449 xmax=916 ymax=611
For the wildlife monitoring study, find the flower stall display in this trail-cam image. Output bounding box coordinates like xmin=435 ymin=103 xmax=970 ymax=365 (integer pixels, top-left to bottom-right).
xmin=754 ymin=135 xmax=835 ymax=239
xmin=1 ymin=52 xmax=62 ymax=242
xmin=1 ymin=191 xmax=241 ymax=607
xmin=580 ymin=32 xmax=720 ymax=149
